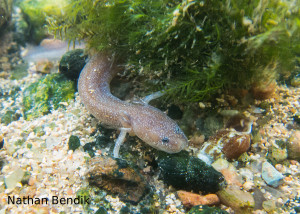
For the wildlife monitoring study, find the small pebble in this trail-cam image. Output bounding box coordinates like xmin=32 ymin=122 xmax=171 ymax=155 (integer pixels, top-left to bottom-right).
xmin=261 ymin=161 xmax=284 ymax=188
xmin=177 ymin=190 xmax=219 ymax=208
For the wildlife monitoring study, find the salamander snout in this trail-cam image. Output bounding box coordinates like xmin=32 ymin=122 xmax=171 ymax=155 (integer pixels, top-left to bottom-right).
xmin=159 ymin=130 xmax=189 ymax=153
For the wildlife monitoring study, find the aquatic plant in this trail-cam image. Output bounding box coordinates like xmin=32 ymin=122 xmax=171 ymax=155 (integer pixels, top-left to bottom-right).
xmin=17 ymin=0 xmax=68 ymax=44
xmin=47 ymin=0 xmax=300 ymax=102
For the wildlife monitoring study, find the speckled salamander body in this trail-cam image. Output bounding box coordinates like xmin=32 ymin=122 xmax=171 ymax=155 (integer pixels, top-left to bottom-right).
xmin=78 ymin=53 xmax=188 ymax=158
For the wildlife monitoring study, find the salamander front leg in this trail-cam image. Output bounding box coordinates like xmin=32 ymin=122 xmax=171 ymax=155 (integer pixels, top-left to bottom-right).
xmin=142 ymin=91 xmax=165 ymax=104
xmin=113 ymin=128 xmax=131 ymax=158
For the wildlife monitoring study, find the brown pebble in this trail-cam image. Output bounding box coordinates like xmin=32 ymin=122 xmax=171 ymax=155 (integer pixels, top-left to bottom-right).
xmin=189 ymin=134 xmax=205 ymax=146
xmin=222 ymin=134 xmax=251 ymax=159
xmin=177 ymin=190 xmax=219 ymax=208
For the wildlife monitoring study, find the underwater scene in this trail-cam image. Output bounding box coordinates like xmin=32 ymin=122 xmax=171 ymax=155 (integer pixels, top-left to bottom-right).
xmin=0 ymin=0 xmax=299 ymax=213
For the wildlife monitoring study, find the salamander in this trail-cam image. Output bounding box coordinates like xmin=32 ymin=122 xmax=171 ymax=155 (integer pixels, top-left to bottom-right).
xmin=78 ymin=53 xmax=188 ymax=158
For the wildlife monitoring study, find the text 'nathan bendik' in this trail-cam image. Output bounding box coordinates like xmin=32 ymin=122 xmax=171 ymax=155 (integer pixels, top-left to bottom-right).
xmin=8 ymin=196 xmax=91 ymax=205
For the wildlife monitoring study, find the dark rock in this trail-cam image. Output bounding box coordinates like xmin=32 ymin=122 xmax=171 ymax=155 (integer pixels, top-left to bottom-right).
xmin=294 ymin=206 xmax=300 ymax=213
xmin=157 ymin=151 xmax=226 ymax=193
xmin=120 ymin=206 xmax=131 ymax=214
xmin=59 ymin=49 xmax=88 ymax=81
xmin=83 ymin=135 xmax=114 ymax=157
xmin=95 ymin=207 xmax=108 ymax=214
xmin=188 ymin=205 xmax=229 ymax=214
xmin=87 ymin=156 xmax=149 ymax=204
xmin=68 ymin=135 xmax=81 ymax=151
xmin=21 ymin=171 xmax=31 ymax=185
xmin=0 ymin=135 xmax=3 ymax=149
xmin=167 ymin=104 xmax=183 ymax=120
xmin=293 ymin=113 xmax=300 ymax=125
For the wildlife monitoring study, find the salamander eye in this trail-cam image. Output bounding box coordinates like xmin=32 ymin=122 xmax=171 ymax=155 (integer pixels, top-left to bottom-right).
xmin=162 ymin=137 xmax=169 ymax=144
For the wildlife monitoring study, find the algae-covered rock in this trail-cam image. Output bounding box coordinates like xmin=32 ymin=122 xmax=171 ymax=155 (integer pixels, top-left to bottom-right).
xmin=23 ymin=73 xmax=75 ymax=120
xmin=157 ymin=151 xmax=226 ymax=193
xmin=217 ymin=186 xmax=255 ymax=214
xmin=68 ymin=135 xmax=80 ymax=151
xmin=1 ymin=109 xmax=21 ymax=125
xmin=59 ymin=49 xmax=88 ymax=81
xmin=87 ymin=156 xmax=149 ymax=204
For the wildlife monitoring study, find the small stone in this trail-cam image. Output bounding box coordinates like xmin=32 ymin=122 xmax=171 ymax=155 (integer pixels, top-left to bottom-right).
xmin=287 ymin=131 xmax=300 ymax=160
xmin=190 ymin=134 xmax=205 ymax=146
xmin=21 ymin=171 xmax=31 ymax=185
xmin=212 ymin=158 xmax=242 ymax=187
xmin=262 ymin=200 xmax=277 ymax=212
xmin=242 ymin=181 xmax=254 ymax=191
xmin=177 ymin=190 xmax=219 ymax=208
xmin=261 ymin=161 xmax=284 ymax=187
xmin=35 ymin=60 xmax=53 ymax=74
xmin=222 ymin=133 xmax=251 ymax=159
xmin=219 ymin=110 xmax=239 ymax=117
xmin=198 ymin=102 xmax=205 ymax=109
xmin=68 ymin=135 xmax=81 ymax=151
xmin=4 ymin=168 xmax=25 ymax=189
xmin=59 ymin=49 xmax=88 ymax=80
xmin=271 ymin=145 xmax=288 ymax=162
xmin=217 ymin=186 xmax=255 ymax=213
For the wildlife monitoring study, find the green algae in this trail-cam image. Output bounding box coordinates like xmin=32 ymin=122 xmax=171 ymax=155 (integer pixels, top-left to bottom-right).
xmin=47 ymin=0 xmax=300 ymax=103
xmin=23 ymin=73 xmax=75 ymax=120
xmin=16 ymin=0 xmax=68 ymax=44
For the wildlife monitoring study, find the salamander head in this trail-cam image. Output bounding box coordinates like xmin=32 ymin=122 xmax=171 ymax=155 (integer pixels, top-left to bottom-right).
xmin=131 ymin=106 xmax=189 ymax=153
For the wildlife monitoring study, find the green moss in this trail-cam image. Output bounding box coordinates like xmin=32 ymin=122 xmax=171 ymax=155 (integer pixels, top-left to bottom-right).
xmin=23 ymin=73 xmax=75 ymax=120
xmin=47 ymin=0 xmax=300 ymax=102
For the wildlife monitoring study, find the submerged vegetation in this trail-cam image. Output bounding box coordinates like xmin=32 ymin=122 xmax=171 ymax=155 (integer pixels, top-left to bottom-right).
xmin=46 ymin=0 xmax=300 ymax=102
xmin=23 ymin=73 xmax=75 ymax=120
